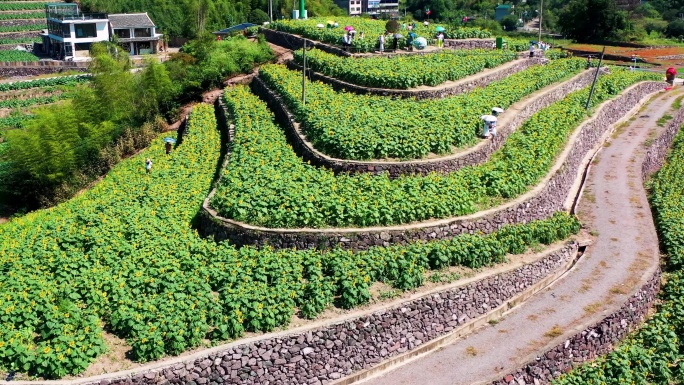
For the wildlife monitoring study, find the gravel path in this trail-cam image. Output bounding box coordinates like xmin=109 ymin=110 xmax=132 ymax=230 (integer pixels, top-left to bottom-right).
xmin=360 ymin=89 xmax=681 ymax=385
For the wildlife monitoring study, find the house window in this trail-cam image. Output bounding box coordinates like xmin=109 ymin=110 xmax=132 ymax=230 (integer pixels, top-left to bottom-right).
xmin=75 ymin=23 xmax=97 ymax=38
xmin=74 ymin=42 xmax=92 ymax=51
xmin=114 ymin=29 xmax=130 ymax=38
xmin=134 ymin=28 xmax=151 ymax=37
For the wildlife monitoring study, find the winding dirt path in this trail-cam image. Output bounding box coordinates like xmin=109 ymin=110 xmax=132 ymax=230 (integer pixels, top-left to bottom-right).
xmin=358 ymin=89 xmax=683 ymax=385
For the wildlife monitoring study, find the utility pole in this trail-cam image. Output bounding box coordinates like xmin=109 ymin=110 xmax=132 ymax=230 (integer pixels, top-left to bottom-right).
xmin=585 ymin=46 xmax=606 ymax=110
xmin=538 ymin=0 xmax=543 ymax=44
xmin=302 ymin=39 xmax=307 ymax=105
xmin=269 ymin=0 xmax=273 ymax=22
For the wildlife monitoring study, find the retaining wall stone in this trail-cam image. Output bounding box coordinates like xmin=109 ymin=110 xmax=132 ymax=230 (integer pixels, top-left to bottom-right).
xmin=286 ymin=57 xmax=546 ymax=100
xmin=45 ymin=244 xmax=578 ymax=385
xmin=199 ymin=81 xmax=665 ymax=250
xmin=250 ymin=68 xmax=596 ymax=178
xmin=492 ymin=268 xmax=661 ymax=385
xmin=443 ymin=38 xmax=495 ymax=49
xmin=642 ymin=102 xmax=684 ymax=179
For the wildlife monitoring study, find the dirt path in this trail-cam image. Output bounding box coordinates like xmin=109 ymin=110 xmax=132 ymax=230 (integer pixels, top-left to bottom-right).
xmin=360 ymin=89 xmax=682 ymax=385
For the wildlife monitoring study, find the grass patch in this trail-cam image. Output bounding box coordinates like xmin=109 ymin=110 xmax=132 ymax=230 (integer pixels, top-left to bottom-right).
xmin=544 ymin=324 xmax=564 ymax=338
xmin=657 ymin=114 xmax=673 ymax=127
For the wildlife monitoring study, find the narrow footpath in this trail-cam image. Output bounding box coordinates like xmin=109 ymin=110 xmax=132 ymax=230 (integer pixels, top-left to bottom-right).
xmin=360 ymin=89 xmax=681 ymax=385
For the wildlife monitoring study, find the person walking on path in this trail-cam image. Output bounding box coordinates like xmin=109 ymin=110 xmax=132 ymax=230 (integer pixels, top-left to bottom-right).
xmin=436 ymin=32 xmax=444 ymax=48
xmin=378 ymin=33 xmax=385 ymax=52
xmin=145 ymin=158 xmax=153 ymax=174
xmin=529 ymin=42 xmax=535 ymax=58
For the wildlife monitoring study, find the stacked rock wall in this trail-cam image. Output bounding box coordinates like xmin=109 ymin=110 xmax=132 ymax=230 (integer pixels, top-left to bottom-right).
xmin=492 ymin=268 xmax=661 ymax=385
xmin=642 ymin=102 xmax=684 ymax=179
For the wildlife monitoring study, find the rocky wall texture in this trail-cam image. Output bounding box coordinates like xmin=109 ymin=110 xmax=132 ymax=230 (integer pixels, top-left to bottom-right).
xmin=492 ymin=267 xmax=662 ymax=385
xmin=0 ymin=67 xmax=86 ymax=77
xmin=642 ymin=103 xmax=684 ymax=179
xmin=443 ymin=38 xmax=496 ymax=49
xmin=199 ymin=80 xmax=665 ymax=250
xmin=250 ymin=68 xmax=595 ymax=178
xmin=261 ymin=28 xmax=352 ymax=57
xmin=285 ymin=57 xmax=545 ymax=100
xmin=71 ymin=244 xmax=579 ymax=385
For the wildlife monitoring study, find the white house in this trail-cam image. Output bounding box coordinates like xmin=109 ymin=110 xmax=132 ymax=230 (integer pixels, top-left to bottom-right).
xmin=109 ymin=13 xmax=163 ymax=56
xmin=42 ymin=3 xmax=108 ymax=60
xmin=40 ymin=4 xmax=162 ymax=60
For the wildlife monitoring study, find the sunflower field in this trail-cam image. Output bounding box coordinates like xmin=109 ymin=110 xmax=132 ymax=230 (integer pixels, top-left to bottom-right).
xmin=212 ymin=69 xmax=660 ymax=229
xmin=0 ymin=101 xmax=583 ymax=378
xmin=553 ymin=125 xmax=684 ymax=384
xmin=270 ymin=17 xmax=491 ymax=52
xmin=293 ymin=48 xmax=517 ymax=89
xmin=260 ymin=58 xmax=586 ymax=160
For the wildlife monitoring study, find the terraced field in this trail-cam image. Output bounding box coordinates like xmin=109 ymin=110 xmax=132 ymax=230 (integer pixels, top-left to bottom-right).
xmin=262 ymin=59 xmax=587 ymax=160
xmin=0 ymin=44 xmax=676 ymax=384
xmin=0 ymin=74 xmax=88 ymax=137
xmin=0 ymin=0 xmax=51 ymax=59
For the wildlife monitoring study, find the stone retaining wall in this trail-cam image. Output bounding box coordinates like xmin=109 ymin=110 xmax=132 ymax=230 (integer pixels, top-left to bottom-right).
xmin=492 ymin=267 xmax=661 ymax=385
xmin=286 ymin=57 xmax=546 ymax=100
xmin=199 ymin=81 xmax=665 ymax=250
xmin=40 ymin=244 xmax=578 ymax=385
xmin=250 ymin=68 xmax=596 ymax=178
xmin=642 ymin=103 xmax=684 ymax=179
xmin=443 ymin=38 xmax=495 ymax=49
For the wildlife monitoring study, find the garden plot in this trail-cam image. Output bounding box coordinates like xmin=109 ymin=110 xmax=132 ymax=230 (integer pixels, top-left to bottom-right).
xmin=260 ymin=58 xmax=586 ymax=160
xmin=0 ymin=102 xmax=580 ymax=379
xmin=292 ymin=48 xmax=518 ymax=89
xmin=210 ymin=68 xmax=660 ymax=229
xmin=0 ymin=74 xmax=88 ymax=135
xmin=270 ymin=17 xmax=491 ymax=53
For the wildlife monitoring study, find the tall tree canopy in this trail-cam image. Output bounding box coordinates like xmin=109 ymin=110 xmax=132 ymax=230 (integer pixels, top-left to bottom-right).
xmin=557 ymin=0 xmax=626 ymax=42
xmin=80 ymin=0 xmax=343 ymax=38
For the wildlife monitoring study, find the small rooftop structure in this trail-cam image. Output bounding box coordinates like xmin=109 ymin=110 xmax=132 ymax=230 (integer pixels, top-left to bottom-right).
xmin=109 ymin=13 xmax=156 ymax=29
xmin=213 ymin=23 xmax=257 ymax=37
xmin=495 ymin=4 xmax=512 ymax=21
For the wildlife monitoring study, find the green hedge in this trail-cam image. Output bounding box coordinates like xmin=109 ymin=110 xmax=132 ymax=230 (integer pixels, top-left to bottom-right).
xmin=293 ymin=48 xmax=517 ymax=89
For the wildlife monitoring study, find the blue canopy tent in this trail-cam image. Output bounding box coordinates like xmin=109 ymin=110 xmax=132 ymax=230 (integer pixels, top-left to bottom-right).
xmin=213 ymin=23 xmax=258 ymax=38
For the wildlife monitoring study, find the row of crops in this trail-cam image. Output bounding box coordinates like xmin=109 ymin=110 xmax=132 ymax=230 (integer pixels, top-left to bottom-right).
xmin=270 ymin=17 xmax=491 ymax=52
xmin=553 ymin=125 xmax=684 ymax=384
xmin=0 ymin=22 xmax=45 ymax=33
xmin=0 ymin=11 xmax=43 ymax=20
xmin=0 ymin=49 xmax=37 ymax=61
xmin=261 ymin=58 xmax=587 ymax=160
xmin=0 ymin=2 xmax=49 ymax=11
xmin=0 ymin=100 xmax=583 ymax=377
xmin=210 ymin=68 xmax=660 ymax=229
xmin=0 ymin=75 xmax=88 ymax=133
xmin=293 ymin=48 xmax=518 ymax=89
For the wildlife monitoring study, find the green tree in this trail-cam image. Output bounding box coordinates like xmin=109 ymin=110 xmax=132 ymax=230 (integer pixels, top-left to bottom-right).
xmin=667 ymin=19 xmax=684 ymax=38
xmin=558 ymin=0 xmax=627 ymax=42
xmin=500 ymin=14 xmax=518 ymax=31
xmin=248 ymin=9 xmax=269 ymax=24
xmin=5 ymin=104 xmax=80 ymax=184
xmin=137 ymin=59 xmax=178 ymax=122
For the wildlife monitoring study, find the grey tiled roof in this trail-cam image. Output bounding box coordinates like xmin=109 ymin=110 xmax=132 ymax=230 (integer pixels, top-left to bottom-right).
xmin=109 ymin=13 xmax=155 ymax=29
